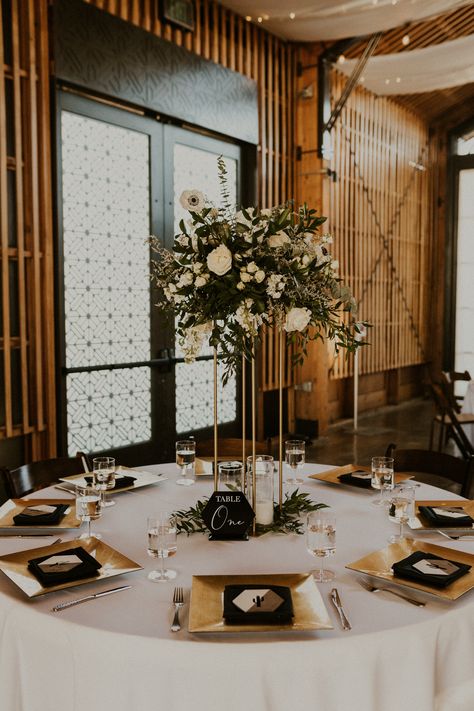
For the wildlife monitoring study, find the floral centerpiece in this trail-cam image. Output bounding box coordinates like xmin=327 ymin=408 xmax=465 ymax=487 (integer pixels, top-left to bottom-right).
xmin=150 ymin=161 xmax=363 ymax=376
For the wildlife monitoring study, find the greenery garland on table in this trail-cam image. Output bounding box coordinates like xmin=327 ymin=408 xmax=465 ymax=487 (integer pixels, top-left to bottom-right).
xmin=173 ymin=490 xmax=327 ymax=536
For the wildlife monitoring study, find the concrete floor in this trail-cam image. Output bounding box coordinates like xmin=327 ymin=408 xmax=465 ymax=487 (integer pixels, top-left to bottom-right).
xmin=307 ymin=397 xmax=434 ymax=467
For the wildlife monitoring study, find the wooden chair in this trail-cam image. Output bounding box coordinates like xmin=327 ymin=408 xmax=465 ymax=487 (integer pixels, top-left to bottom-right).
xmin=1 ymin=452 xmax=91 ymax=499
xmin=386 ymin=443 xmax=474 ymax=497
xmin=429 ymin=383 xmax=474 ymax=459
xmin=443 ymin=370 xmax=472 ymax=410
xmin=197 ymin=438 xmax=272 ymax=460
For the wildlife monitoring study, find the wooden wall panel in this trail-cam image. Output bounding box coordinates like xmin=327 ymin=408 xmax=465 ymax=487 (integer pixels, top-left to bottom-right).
xmin=0 ymin=0 xmax=56 ymax=460
xmin=329 ymin=69 xmax=432 ymax=381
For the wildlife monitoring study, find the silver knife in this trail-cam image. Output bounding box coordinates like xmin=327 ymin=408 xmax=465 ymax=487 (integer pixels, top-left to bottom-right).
xmin=330 ymin=588 xmax=352 ymax=631
xmin=51 ymin=585 xmax=131 ymax=612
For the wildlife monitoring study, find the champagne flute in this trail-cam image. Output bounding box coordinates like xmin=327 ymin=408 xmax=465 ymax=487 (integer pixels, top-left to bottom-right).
xmin=371 ymin=456 xmax=394 ymax=506
xmin=75 ymin=485 xmax=101 ymax=539
xmin=306 ymin=510 xmax=336 ymax=583
xmin=92 ymin=457 xmax=116 ymax=507
xmin=147 ymin=513 xmax=177 ymax=582
xmin=388 ymin=484 xmax=416 ymax=543
xmin=175 ymin=439 xmax=196 ymax=486
xmin=285 ymin=440 xmax=305 ymax=485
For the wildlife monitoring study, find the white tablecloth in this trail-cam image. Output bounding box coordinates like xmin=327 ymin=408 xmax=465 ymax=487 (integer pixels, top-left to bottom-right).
xmin=1 ymin=463 xmax=474 ymax=711
xmin=462 ymin=381 xmax=474 ymax=445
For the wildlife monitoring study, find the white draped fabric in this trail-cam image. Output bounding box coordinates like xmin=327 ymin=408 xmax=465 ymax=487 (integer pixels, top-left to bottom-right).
xmin=1 ymin=463 xmax=474 ymax=711
xmin=339 ymin=34 xmax=474 ymax=94
xmin=217 ymin=0 xmax=471 ymax=42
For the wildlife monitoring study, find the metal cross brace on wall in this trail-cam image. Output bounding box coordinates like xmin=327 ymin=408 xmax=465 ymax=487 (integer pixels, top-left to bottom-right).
xmin=317 ymin=33 xmax=383 ymax=158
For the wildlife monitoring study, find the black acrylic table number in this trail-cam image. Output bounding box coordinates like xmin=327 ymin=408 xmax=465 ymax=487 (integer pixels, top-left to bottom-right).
xmin=201 ymin=491 xmax=255 ymax=541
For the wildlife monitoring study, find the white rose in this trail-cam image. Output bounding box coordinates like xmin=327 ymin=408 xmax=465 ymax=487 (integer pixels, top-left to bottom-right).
xmin=302 ymin=254 xmax=311 ymax=266
xmin=237 ymin=281 xmax=245 ymax=290
xmin=207 ymin=244 xmax=232 ymax=276
xmin=235 ymin=209 xmax=255 ymax=228
xmin=247 ymin=261 xmax=258 ymax=273
xmin=240 ymin=271 xmax=252 ymax=282
xmin=260 ymin=208 xmax=272 ymax=217
xmin=179 ymin=190 xmax=206 ymax=212
xmin=168 ymin=283 xmax=177 ymax=294
xmin=195 ymin=275 xmax=207 ymax=288
xmin=268 ymin=231 xmax=290 ymax=249
xmin=254 ymin=270 xmax=265 ymax=283
xmin=332 ymin=260 xmax=339 ymax=271
xmin=284 ymin=307 xmax=311 ymax=333
xmin=193 ymin=262 xmax=203 ymax=273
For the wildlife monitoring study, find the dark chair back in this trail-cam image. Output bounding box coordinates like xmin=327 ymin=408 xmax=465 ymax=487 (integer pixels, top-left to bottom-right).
xmin=386 ymin=443 xmax=474 ymax=497
xmin=430 ymin=383 xmax=474 ymax=459
xmin=1 ymin=453 xmax=90 ymax=499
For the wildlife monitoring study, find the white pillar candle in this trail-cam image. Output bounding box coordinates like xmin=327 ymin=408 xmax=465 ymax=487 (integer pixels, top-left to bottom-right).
xmin=256 ymin=501 xmax=274 ymax=526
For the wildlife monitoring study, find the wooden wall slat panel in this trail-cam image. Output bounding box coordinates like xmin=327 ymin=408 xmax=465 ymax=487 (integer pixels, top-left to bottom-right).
xmin=329 ymin=69 xmax=431 ymax=380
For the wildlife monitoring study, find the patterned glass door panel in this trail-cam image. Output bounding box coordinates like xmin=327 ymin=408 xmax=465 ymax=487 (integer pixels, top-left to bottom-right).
xmin=61 ymin=111 xmax=152 ymax=455
xmin=173 ymin=143 xmax=237 ymax=435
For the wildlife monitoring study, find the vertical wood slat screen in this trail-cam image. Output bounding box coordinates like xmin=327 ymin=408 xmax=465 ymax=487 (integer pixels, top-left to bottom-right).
xmin=329 ymin=70 xmax=432 ymax=380
xmin=86 ymin=0 xmax=297 ymax=395
xmin=0 ymin=0 xmax=56 ymax=457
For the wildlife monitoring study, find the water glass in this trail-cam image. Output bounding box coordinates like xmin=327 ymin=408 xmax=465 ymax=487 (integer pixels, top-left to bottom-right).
xmin=92 ymin=456 xmax=116 ymax=508
xmin=147 ymin=513 xmax=177 ymax=582
xmin=388 ymin=484 xmax=416 ymax=543
xmin=246 ymin=455 xmax=274 ymax=526
xmin=285 ymin=440 xmax=305 ymax=485
xmin=371 ymin=456 xmax=394 ymax=506
xmin=75 ymin=484 xmax=101 ymax=539
xmin=218 ymin=460 xmax=244 ymax=491
xmin=306 ymin=510 xmax=336 ymax=583
xmin=176 ymin=439 xmax=196 ymax=486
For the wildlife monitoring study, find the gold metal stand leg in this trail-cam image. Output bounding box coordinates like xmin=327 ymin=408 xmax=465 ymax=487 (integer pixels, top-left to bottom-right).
xmin=278 ymin=329 xmax=283 ymax=510
xmin=251 ymin=341 xmax=256 ymax=536
xmin=213 ymin=346 xmax=218 ymax=491
xmin=242 ymin=353 xmax=246 ymax=492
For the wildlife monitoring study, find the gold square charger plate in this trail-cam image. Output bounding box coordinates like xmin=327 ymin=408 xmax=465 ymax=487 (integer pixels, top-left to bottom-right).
xmin=308 ymin=464 xmax=413 ymax=487
xmin=188 ymin=573 xmax=333 ymax=633
xmin=0 ymin=498 xmax=81 ymax=533
xmin=58 ymin=465 xmax=167 ymax=493
xmin=346 ymin=539 xmax=474 ymax=600
xmin=408 ymin=500 xmax=474 ymax=531
xmin=0 ymin=538 xmax=142 ymax=597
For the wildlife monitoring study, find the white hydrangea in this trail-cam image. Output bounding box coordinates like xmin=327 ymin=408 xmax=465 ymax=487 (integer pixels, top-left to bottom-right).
xmin=177 ymin=271 xmax=193 ymax=288
xmin=235 ymin=299 xmax=263 ymax=336
xmin=180 ymin=322 xmax=212 ymax=363
xmin=240 ymin=271 xmax=252 ymax=283
xmin=266 ymin=274 xmax=286 ymax=299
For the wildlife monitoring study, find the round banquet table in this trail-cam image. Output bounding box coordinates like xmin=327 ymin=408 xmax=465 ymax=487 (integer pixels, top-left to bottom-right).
xmin=1 ymin=462 xmax=474 ymax=711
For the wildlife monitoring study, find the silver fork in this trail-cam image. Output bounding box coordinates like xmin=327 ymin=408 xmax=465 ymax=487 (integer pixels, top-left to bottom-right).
xmin=357 ymin=578 xmax=425 ymax=607
xmin=437 ymin=530 xmax=474 ymax=541
xmin=171 ymin=587 xmax=184 ymax=632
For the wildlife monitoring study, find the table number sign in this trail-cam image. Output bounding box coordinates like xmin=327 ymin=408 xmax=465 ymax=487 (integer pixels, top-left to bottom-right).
xmin=202 ymin=491 xmax=255 ymax=540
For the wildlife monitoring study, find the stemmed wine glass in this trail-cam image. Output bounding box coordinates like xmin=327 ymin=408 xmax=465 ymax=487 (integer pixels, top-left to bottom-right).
xmin=92 ymin=456 xmax=116 ymax=508
xmin=175 ymin=439 xmax=196 ymax=486
xmin=306 ymin=510 xmax=336 ymax=583
xmin=285 ymin=440 xmax=305 ymax=485
xmin=388 ymin=484 xmax=416 ymax=543
xmin=75 ymin=484 xmax=101 ymax=539
xmin=371 ymin=456 xmax=394 ymax=506
xmin=147 ymin=513 xmax=177 ymax=582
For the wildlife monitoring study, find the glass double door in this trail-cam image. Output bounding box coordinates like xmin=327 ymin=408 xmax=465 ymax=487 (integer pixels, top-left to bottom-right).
xmin=57 ymin=92 xmax=242 ymax=464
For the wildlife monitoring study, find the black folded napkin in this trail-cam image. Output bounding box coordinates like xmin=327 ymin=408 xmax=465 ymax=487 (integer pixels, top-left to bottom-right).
xmin=223 ymin=584 xmax=294 ymax=625
xmin=28 ymin=546 xmax=102 ymax=588
xmin=13 ymin=504 xmax=69 ymax=527
xmin=418 ymin=505 xmax=474 ymax=528
xmin=338 ymin=471 xmax=373 ymax=489
xmin=392 ymin=551 xmax=471 ymax=589
xmin=84 ymin=474 xmax=136 ymax=490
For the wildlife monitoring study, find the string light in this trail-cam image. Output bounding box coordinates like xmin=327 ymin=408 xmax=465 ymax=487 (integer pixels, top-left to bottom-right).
xmin=245 ymin=15 xmax=252 ymax=21
xmin=396 ymin=77 xmax=401 ymax=83
xmin=385 ymin=78 xmax=390 ymax=85
xmin=257 ymin=16 xmax=263 ymax=23
xmin=289 ymin=12 xmax=296 ymax=19
xmin=402 ymin=34 xmax=410 ymax=46
xmin=338 ymin=55 xmax=346 ymax=64
xmin=262 ymin=14 xmax=269 ymax=20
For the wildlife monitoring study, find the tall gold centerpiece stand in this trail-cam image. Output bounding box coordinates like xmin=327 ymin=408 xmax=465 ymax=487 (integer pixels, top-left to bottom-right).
xmin=213 ymin=330 xmax=284 ymax=536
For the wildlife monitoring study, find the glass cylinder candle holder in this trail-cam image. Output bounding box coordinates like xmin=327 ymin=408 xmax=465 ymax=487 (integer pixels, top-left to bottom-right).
xmin=218 ymin=461 xmax=244 ymax=492
xmin=246 ymin=455 xmax=275 ymax=526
